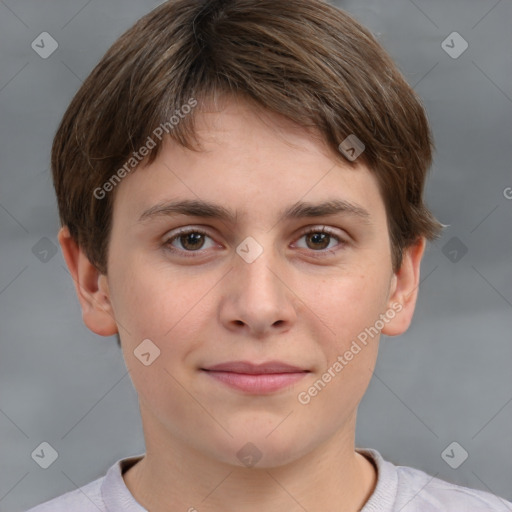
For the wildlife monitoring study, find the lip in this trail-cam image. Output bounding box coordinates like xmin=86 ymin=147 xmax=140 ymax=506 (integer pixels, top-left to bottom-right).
xmin=203 ymin=360 xmax=308 ymax=374
xmin=201 ymin=361 xmax=310 ymax=394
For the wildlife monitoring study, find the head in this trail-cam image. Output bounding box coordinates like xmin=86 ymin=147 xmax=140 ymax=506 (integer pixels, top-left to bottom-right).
xmin=55 ymin=0 xmax=442 ymax=468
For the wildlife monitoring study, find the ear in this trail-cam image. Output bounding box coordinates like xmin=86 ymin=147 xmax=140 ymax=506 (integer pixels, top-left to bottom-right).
xmin=381 ymin=237 xmax=426 ymax=336
xmin=58 ymin=226 xmax=118 ymax=337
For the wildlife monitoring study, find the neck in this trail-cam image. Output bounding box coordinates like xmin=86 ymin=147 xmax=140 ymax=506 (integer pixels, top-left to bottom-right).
xmin=123 ymin=412 xmax=377 ymax=512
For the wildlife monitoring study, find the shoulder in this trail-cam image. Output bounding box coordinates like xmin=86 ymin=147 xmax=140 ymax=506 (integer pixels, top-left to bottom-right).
xmin=25 ymin=477 xmax=105 ymax=512
xmin=24 ymin=454 xmax=145 ymax=512
xmin=359 ymin=448 xmax=512 ymax=512
xmin=391 ymin=456 xmax=511 ymax=511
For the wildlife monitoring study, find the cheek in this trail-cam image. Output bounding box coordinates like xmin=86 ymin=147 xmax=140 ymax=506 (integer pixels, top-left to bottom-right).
xmin=110 ymin=253 xmax=203 ymax=337
xmin=110 ymin=258 xmax=219 ymax=391
xmin=310 ymin=264 xmax=391 ymax=351
xmin=295 ymin=270 xmax=388 ymax=420
xmin=111 ymin=265 xmax=210 ymax=411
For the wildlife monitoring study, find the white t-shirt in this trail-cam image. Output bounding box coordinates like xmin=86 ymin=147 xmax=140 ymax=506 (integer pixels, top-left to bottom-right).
xmin=26 ymin=448 xmax=512 ymax=511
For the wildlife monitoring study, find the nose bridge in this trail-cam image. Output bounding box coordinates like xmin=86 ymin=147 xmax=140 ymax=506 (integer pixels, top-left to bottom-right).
xmin=222 ymin=235 xmax=296 ymax=334
xmin=236 ymin=236 xmax=284 ymax=304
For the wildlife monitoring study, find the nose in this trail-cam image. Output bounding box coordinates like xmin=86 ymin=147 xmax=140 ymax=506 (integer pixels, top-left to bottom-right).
xmin=219 ymin=244 xmax=298 ymax=338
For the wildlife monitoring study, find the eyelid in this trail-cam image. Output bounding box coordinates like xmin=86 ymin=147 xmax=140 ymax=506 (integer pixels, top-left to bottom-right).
xmin=297 ymin=225 xmax=344 ymax=238
xmin=164 ymin=225 xmax=214 ymax=239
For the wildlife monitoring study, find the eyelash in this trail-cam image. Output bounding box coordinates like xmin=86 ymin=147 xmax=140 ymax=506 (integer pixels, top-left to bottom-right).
xmin=163 ymin=226 xmax=347 ymax=259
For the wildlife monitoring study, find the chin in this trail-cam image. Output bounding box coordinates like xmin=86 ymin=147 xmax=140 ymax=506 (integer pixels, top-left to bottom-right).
xmin=214 ymin=425 xmax=311 ymax=469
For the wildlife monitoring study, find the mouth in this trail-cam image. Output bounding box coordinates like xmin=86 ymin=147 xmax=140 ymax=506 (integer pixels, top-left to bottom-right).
xmin=200 ymin=361 xmax=310 ymax=394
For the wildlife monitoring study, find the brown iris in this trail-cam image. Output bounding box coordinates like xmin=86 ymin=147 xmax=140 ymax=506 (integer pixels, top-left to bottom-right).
xmin=305 ymin=232 xmax=331 ymax=250
xmin=179 ymin=232 xmax=206 ymax=251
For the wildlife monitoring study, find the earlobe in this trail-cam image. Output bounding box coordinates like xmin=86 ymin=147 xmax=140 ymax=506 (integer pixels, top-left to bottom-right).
xmin=381 ymin=237 xmax=426 ymax=337
xmin=58 ymin=226 xmax=118 ymax=337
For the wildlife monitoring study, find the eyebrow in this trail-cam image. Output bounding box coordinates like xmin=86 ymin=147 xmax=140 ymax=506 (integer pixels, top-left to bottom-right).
xmin=138 ymin=198 xmax=371 ymax=224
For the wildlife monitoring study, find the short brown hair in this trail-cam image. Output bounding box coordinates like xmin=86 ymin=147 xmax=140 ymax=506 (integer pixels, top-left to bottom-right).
xmin=52 ymin=0 xmax=442 ymax=276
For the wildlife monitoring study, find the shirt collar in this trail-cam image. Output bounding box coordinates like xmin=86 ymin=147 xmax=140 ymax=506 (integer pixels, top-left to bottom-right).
xmin=102 ymin=453 xmax=146 ymax=512
xmin=357 ymin=448 xmax=398 ymax=512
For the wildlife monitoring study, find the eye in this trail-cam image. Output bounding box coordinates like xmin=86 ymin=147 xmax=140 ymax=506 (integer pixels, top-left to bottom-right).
xmin=294 ymin=226 xmax=346 ymax=253
xmin=164 ymin=228 xmax=217 ymax=256
xmin=163 ymin=225 xmax=347 ymax=259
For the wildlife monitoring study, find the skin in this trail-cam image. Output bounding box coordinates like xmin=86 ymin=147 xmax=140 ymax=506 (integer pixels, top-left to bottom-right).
xmin=59 ymin=96 xmax=425 ymax=512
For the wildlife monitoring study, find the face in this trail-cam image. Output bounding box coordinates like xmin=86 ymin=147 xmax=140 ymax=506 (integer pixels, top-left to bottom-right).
xmin=66 ymin=97 xmax=422 ymax=468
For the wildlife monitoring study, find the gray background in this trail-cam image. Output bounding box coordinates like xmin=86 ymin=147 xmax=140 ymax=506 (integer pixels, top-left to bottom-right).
xmin=0 ymin=0 xmax=511 ymax=510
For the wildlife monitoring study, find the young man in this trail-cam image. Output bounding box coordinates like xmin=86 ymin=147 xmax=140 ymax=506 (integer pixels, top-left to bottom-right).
xmin=28 ymin=0 xmax=511 ymax=510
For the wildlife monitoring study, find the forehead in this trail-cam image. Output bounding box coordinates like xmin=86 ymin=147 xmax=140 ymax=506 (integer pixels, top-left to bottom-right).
xmin=111 ymin=99 xmax=386 ymax=227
